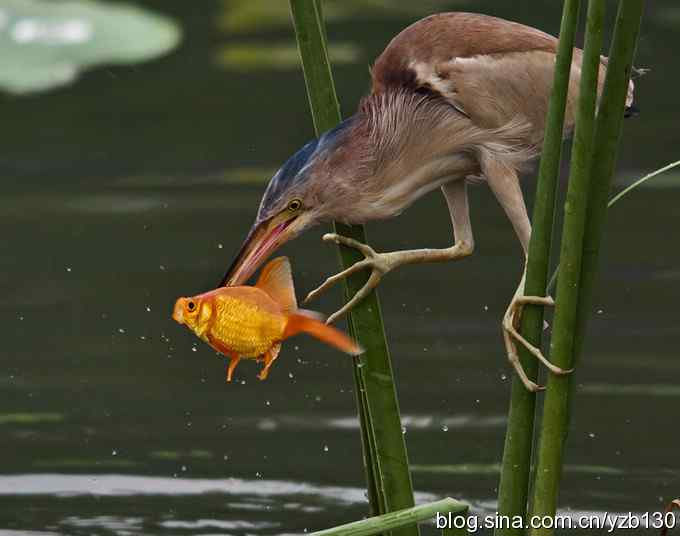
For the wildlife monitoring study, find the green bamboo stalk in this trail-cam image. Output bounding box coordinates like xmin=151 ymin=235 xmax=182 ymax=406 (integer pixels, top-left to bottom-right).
xmin=310 ymin=498 xmax=468 ymax=536
xmin=495 ymin=1 xmax=581 ymax=533
xmin=289 ymin=0 xmax=417 ymax=530
xmin=572 ymin=0 xmax=645 ymax=376
xmin=528 ymin=1 xmax=643 ymax=532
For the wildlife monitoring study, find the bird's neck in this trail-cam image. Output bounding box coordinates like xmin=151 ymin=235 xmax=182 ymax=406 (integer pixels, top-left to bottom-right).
xmin=323 ymin=91 xmax=480 ymax=223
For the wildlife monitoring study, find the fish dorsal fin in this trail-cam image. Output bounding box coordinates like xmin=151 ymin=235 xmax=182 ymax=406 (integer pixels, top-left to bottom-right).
xmin=255 ymin=257 xmax=297 ymax=313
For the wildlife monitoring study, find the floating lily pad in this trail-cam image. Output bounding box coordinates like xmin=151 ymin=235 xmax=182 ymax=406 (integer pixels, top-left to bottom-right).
xmin=215 ymin=42 xmax=360 ymax=70
xmin=150 ymin=449 xmax=214 ymax=460
xmin=411 ymin=463 xmax=624 ymax=475
xmin=0 ymin=0 xmax=181 ymax=94
xmin=0 ymin=412 xmax=63 ymax=424
xmin=582 ymin=383 xmax=680 ymax=397
xmin=217 ymin=0 xmax=470 ymax=33
xmin=33 ymin=458 xmax=138 ymax=468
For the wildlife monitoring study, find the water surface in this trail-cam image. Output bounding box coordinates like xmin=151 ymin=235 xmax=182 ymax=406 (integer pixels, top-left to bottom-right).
xmin=1 ymin=1 xmax=679 ymax=534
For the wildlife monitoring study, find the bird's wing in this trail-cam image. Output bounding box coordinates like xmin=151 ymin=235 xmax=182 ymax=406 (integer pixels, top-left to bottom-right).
xmin=370 ymin=13 xmax=613 ymax=144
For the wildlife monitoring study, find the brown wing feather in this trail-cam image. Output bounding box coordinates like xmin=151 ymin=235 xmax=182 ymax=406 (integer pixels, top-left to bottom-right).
xmin=371 ymin=12 xmax=557 ymax=95
xmin=369 ymin=12 xmax=633 ymax=145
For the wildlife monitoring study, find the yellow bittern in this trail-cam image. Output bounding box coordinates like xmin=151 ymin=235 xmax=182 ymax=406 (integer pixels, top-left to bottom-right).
xmin=220 ymin=13 xmax=639 ymax=391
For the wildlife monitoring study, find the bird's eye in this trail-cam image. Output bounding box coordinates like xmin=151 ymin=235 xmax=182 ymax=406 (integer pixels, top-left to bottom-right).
xmin=287 ymin=199 xmax=302 ymax=213
xmin=187 ymin=301 xmax=196 ymax=312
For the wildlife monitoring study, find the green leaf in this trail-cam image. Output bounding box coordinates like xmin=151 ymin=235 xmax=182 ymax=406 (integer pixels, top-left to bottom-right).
xmin=0 ymin=0 xmax=180 ymax=94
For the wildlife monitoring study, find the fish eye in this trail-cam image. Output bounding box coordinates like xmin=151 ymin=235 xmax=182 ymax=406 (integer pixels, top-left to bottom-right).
xmin=187 ymin=300 xmax=196 ymax=312
xmin=287 ymin=198 xmax=302 ymax=213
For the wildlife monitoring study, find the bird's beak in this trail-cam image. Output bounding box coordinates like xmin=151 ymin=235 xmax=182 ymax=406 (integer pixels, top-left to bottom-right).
xmin=220 ymin=212 xmax=300 ymax=286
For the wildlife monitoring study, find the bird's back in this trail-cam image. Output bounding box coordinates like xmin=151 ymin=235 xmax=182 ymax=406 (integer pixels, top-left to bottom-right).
xmin=369 ymin=12 xmax=633 ymax=146
xmin=371 ymin=12 xmax=557 ymax=93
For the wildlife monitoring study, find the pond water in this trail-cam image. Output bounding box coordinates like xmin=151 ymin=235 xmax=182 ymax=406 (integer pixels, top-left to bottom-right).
xmin=1 ymin=1 xmax=679 ymax=534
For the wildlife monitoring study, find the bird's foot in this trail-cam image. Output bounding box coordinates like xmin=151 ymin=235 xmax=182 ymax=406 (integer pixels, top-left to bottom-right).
xmin=304 ymin=233 xmax=396 ymax=324
xmin=502 ymin=294 xmax=573 ymax=392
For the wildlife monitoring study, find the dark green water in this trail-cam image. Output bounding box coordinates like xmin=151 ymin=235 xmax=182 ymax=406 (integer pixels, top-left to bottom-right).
xmin=1 ymin=1 xmax=679 ymax=534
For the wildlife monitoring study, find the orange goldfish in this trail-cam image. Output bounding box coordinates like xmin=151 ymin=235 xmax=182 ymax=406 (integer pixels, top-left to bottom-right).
xmin=172 ymin=257 xmax=362 ymax=381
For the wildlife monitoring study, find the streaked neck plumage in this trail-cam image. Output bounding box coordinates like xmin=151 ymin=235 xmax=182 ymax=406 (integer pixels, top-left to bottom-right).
xmin=315 ymin=90 xmax=481 ymax=224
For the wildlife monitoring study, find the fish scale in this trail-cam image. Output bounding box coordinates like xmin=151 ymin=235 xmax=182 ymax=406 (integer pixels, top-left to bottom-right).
xmin=210 ymin=296 xmax=285 ymax=357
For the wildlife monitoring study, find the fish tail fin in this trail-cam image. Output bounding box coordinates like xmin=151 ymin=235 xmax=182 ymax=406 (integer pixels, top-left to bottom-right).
xmin=283 ymin=311 xmax=363 ymax=355
xmin=255 ymin=257 xmax=297 ymax=313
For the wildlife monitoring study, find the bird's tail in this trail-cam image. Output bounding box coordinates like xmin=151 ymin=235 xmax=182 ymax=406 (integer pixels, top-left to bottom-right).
xmin=283 ymin=310 xmax=363 ymax=355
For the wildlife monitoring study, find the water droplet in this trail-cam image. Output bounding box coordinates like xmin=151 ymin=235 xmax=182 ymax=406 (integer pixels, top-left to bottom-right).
xmin=255 ymin=471 xmax=262 ymax=478
xmin=323 ymin=445 xmax=329 ymax=452
xmin=118 ymin=328 xmax=125 ymax=334
xmin=265 ymin=400 xmax=271 ymax=406
xmin=111 ymin=449 xmax=117 ymax=456
xmin=18 ymin=315 xmax=24 ymax=321
xmin=191 ymin=347 xmax=197 ymax=352
xmin=288 ymin=372 xmax=294 ymax=379
xmin=484 ymin=305 xmax=489 ymax=311
xmin=597 ymin=309 xmax=604 ymax=314
xmin=218 ymin=243 xmax=224 ymax=249
xmin=441 ymin=424 xmax=449 ymax=432
xmin=66 ymin=267 xmax=72 ymax=272
xmin=588 ymin=432 xmax=596 ymax=438
xmin=315 ymin=395 xmax=322 ymax=402
xmin=181 ymin=465 xmax=187 ymax=472
xmin=223 ymin=454 xmax=229 ymax=460
xmin=401 ymin=426 xmax=407 ymax=435
xmin=501 ymin=373 xmax=508 ymax=381
xmin=145 ymin=306 xmax=151 ymax=312
xmin=294 ymin=345 xmax=300 ymax=351
xmin=139 ymin=335 xmax=146 ymax=341
xmin=159 ymin=265 xmax=166 ymax=271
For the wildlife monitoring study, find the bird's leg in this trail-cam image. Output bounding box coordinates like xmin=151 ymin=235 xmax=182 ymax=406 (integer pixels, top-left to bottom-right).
xmin=501 ymin=264 xmax=571 ymax=391
xmin=483 ymin=155 xmax=572 ymax=391
xmin=305 ymin=180 xmax=475 ymax=324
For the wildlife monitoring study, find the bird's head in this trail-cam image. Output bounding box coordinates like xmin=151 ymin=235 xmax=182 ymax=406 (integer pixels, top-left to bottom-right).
xmin=221 ymin=120 xmax=355 ymax=286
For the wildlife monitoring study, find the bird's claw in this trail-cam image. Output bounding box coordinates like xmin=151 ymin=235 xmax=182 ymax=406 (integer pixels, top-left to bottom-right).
xmin=503 ymin=294 xmax=573 ymax=392
xmin=304 ymin=233 xmax=393 ymax=324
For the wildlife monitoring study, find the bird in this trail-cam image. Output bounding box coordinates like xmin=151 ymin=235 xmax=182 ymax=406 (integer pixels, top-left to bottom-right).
xmin=219 ymin=12 xmax=638 ymax=392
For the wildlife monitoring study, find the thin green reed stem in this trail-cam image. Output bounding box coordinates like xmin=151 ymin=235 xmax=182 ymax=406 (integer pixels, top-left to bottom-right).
xmin=310 ymin=498 xmax=468 ymax=536
xmin=528 ymin=1 xmax=643 ymax=532
xmin=572 ymin=0 xmax=645 ymax=381
xmin=495 ymin=2 xmax=581 ymax=533
xmin=289 ymin=1 xmax=417 ymax=532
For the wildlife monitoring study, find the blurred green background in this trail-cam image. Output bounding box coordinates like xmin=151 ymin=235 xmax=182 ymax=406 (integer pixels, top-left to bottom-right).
xmin=1 ymin=1 xmax=679 ymax=535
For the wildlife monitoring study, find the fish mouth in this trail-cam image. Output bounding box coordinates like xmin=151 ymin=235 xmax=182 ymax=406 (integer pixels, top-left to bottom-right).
xmin=220 ymin=213 xmax=298 ymax=287
xmin=172 ymin=298 xmax=186 ymax=324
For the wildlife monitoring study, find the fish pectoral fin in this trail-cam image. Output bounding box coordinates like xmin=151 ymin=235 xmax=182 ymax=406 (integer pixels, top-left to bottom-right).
xmin=226 ymin=355 xmax=241 ymax=383
xmin=257 ymin=343 xmax=282 ymax=381
xmin=255 ymin=257 xmax=297 ymax=313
